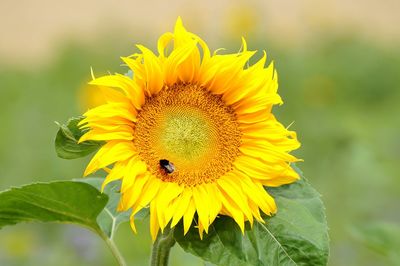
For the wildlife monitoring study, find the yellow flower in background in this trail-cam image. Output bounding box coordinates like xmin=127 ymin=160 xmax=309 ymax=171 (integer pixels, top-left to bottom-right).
xmin=78 ymin=83 xmax=107 ymax=110
xmin=79 ymin=17 xmax=301 ymax=241
xmin=225 ymin=4 xmax=260 ymax=37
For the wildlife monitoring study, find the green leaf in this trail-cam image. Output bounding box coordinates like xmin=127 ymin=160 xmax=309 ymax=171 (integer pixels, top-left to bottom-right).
xmin=55 ymin=116 xmax=103 ymax=159
xmin=77 ymin=177 xmax=150 ymax=239
xmin=0 ymin=181 xmax=108 ymax=234
xmin=174 ymin=166 xmax=329 ymax=266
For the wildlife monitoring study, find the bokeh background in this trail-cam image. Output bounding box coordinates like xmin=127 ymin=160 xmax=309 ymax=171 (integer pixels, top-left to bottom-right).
xmin=1 ymin=0 xmax=399 ymax=265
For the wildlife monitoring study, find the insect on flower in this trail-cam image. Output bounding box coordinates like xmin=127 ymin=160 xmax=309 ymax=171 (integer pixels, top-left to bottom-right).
xmin=159 ymin=159 xmax=175 ymax=174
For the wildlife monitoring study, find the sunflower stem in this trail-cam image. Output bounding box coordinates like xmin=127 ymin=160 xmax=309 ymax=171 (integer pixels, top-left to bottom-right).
xmin=150 ymin=227 xmax=176 ymax=266
xmin=100 ymin=232 xmax=127 ymax=266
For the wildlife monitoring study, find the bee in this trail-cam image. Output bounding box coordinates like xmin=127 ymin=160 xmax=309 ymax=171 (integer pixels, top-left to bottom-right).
xmin=159 ymin=159 xmax=175 ymax=174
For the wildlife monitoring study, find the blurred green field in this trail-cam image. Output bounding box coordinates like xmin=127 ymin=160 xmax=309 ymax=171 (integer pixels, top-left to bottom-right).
xmin=0 ymin=32 xmax=399 ymax=265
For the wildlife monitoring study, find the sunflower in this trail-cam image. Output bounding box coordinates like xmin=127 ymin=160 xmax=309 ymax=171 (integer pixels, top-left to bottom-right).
xmin=79 ymin=17 xmax=301 ymax=241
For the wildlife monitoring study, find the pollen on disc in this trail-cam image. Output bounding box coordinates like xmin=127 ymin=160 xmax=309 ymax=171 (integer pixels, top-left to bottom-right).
xmin=133 ymin=84 xmax=241 ymax=186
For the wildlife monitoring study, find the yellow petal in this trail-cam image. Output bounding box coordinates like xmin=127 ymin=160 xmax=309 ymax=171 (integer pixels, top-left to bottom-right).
xmin=233 ymin=155 xmax=285 ymax=180
xmin=237 ymin=110 xmax=273 ymax=124
xmin=163 ymin=40 xmax=198 ymax=85
xmin=218 ymin=190 xmax=245 ymax=233
xmin=101 ymin=159 xmax=129 ymax=191
xmin=204 ymin=183 xmax=222 ymax=224
xmin=171 ymin=189 xmax=192 ymax=227
xmin=231 ymin=171 xmax=276 ymax=215
xmin=84 ymin=141 xmax=136 ymax=176
xmin=201 ymin=51 xmax=256 ymax=95
xmin=89 ymin=74 xmax=145 ymax=109
xmin=121 ymin=56 xmax=145 ymax=86
xmin=240 ymin=119 xmax=301 ymax=152
xmin=130 ymin=212 xmax=137 ymax=234
xmin=243 ymin=138 xmax=301 ymax=153
xmin=120 ymin=158 xmax=148 ymax=193
xmin=164 ymin=198 xmax=181 ymax=228
xmin=121 ymin=174 xmax=150 ymax=211
xmin=80 ymin=121 xmax=134 ymax=131
xmin=157 ymin=32 xmax=174 ymax=58
xmin=80 ymin=102 xmax=137 ymax=126
xmin=192 ymin=185 xmax=211 ymax=233
xmin=123 ymin=45 xmax=164 ymax=97
xmin=156 ymin=182 xmax=184 ymax=231
xmin=233 ymin=93 xmax=282 ymax=115
xmin=222 ymin=54 xmax=268 ymax=102
xmin=79 ymin=128 xmax=133 ymax=143
xmin=173 ymin=17 xmax=189 ymax=47
xmin=132 ymin=177 xmax=162 ymax=215
xmin=239 ymin=142 xmax=299 ymax=163
xmin=197 ymin=220 xmax=205 ymax=240
xmin=254 ymin=182 xmax=277 ymax=213
xmin=183 ymin=199 xmax=196 ymax=235
xmin=217 ymin=176 xmax=253 ymax=224
xmin=260 ymin=167 xmax=300 ymax=187
xmin=172 ymin=18 xmax=201 ymax=83
xmin=233 ymin=68 xmax=282 ymax=114
xmin=79 ymin=113 xmax=135 ymax=130
xmin=248 ymin=199 xmax=263 ymax=222
xmin=150 ymin=201 xmax=160 ymax=242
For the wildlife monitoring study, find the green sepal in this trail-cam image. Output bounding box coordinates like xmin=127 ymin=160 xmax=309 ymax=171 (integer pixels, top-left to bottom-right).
xmin=55 ymin=116 xmax=103 ymax=159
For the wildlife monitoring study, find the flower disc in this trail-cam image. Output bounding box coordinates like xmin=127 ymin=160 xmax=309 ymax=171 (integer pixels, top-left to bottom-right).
xmin=133 ymin=83 xmax=241 ymax=186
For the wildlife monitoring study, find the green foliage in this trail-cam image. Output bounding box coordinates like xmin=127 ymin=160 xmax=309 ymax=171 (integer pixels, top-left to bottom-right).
xmin=0 ymin=181 xmax=107 ymax=234
xmin=55 ymin=117 xmax=103 ymax=159
xmin=352 ymin=222 xmax=400 ymax=265
xmin=174 ymin=168 xmax=329 ymax=266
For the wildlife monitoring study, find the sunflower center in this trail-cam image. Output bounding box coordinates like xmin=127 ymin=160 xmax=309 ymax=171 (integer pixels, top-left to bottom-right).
xmin=133 ymin=84 xmax=241 ymax=186
xmin=159 ymin=107 xmax=213 ymax=163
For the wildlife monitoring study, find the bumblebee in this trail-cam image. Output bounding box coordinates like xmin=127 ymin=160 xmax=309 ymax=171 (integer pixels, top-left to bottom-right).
xmin=159 ymin=159 xmax=175 ymax=174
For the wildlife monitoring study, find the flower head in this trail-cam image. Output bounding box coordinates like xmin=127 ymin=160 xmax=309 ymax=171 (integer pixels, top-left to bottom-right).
xmin=79 ymin=18 xmax=301 ymax=240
